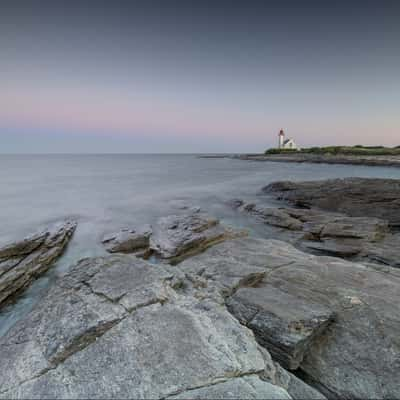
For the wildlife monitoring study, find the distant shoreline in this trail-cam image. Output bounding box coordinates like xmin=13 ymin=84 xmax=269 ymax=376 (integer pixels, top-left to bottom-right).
xmin=199 ymin=153 xmax=400 ymax=168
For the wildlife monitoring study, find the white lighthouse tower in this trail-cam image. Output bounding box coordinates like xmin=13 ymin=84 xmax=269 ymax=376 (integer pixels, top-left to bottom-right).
xmin=277 ymin=129 xmax=299 ymax=150
xmin=278 ymin=129 xmax=285 ymax=149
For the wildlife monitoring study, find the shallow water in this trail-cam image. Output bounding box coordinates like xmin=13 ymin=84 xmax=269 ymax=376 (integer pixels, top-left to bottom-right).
xmin=1 ymin=154 xmax=400 ymax=336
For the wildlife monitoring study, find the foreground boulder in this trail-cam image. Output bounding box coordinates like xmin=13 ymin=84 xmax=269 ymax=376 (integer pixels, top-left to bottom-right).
xmin=179 ymin=237 xmax=400 ymax=399
xmin=0 ymin=220 xmax=76 ymax=307
xmin=263 ymin=178 xmax=400 ymax=227
xmin=0 ymin=253 xmax=291 ymax=399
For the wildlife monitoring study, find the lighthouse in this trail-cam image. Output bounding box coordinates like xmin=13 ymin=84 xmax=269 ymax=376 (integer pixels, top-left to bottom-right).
xmin=278 ymin=129 xmax=285 ymax=149
xmin=277 ymin=129 xmax=299 ymax=150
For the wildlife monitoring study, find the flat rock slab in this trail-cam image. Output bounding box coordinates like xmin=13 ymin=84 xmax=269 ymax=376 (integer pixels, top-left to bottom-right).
xmin=0 ymin=220 xmax=76 ymax=307
xmin=102 ymin=225 xmax=152 ymax=254
xmin=227 ymin=285 xmax=334 ymax=370
xmin=0 ymin=253 xmax=289 ymax=399
xmin=178 ymin=237 xmax=310 ymax=298
xmin=263 ymin=178 xmax=400 ymax=227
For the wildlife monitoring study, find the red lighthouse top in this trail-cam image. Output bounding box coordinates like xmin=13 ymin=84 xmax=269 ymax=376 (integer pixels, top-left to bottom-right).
xmin=279 ymin=129 xmax=285 ymax=136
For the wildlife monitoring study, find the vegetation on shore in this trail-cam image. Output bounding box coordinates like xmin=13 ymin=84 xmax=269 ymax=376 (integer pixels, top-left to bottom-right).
xmin=265 ymin=145 xmax=400 ymax=156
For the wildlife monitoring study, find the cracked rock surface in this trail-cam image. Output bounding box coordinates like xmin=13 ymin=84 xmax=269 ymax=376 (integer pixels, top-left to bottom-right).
xmin=0 ymin=252 xmax=291 ymax=399
xmin=180 ymin=237 xmax=400 ymax=399
xmin=0 ymin=220 xmax=76 ymax=307
xmin=227 ymin=285 xmax=334 ymax=370
xmin=2 ymin=206 xmax=400 ymax=399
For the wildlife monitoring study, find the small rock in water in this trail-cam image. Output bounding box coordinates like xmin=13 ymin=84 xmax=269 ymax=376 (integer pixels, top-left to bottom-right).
xmin=102 ymin=225 xmax=152 ymax=254
xmin=149 ymin=211 xmax=244 ymax=263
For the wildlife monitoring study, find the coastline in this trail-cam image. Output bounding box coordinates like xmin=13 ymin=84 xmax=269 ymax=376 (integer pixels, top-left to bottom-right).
xmin=1 ymin=163 xmax=400 ymax=399
xmin=199 ymin=153 xmax=400 ymax=167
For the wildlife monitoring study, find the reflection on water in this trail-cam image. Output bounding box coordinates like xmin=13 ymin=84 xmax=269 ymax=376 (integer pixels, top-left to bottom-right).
xmin=1 ymin=154 xmax=400 ymax=336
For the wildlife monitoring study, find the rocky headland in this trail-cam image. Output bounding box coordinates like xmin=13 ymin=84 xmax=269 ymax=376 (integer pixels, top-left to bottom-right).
xmin=1 ymin=178 xmax=400 ymax=399
xmin=200 ymin=153 xmax=400 ymax=168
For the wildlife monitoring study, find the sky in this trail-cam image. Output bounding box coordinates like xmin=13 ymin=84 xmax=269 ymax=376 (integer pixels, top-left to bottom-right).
xmin=1 ymin=0 xmax=399 ymax=153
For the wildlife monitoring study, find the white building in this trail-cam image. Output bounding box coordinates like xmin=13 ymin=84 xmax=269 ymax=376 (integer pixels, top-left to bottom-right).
xmin=278 ymin=129 xmax=299 ymax=150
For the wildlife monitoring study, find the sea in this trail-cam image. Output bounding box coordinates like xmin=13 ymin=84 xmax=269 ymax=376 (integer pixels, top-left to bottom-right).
xmin=1 ymin=154 xmax=400 ymax=336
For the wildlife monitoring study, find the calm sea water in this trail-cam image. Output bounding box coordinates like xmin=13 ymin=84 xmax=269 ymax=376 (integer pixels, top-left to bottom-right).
xmin=1 ymin=154 xmax=400 ymax=335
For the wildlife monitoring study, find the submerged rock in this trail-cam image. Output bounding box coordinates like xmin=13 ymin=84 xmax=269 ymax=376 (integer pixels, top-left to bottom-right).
xmin=0 ymin=220 xmax=76 ymax=307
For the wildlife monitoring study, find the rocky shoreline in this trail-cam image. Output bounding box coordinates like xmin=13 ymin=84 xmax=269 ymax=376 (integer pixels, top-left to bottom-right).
xmin=0 ymin=221 xmax=76 ymax=308
xmin=200 ymin=153 xmax=400 ymax=167
xmin=1 ymin=178 xmax=400 ymax=399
